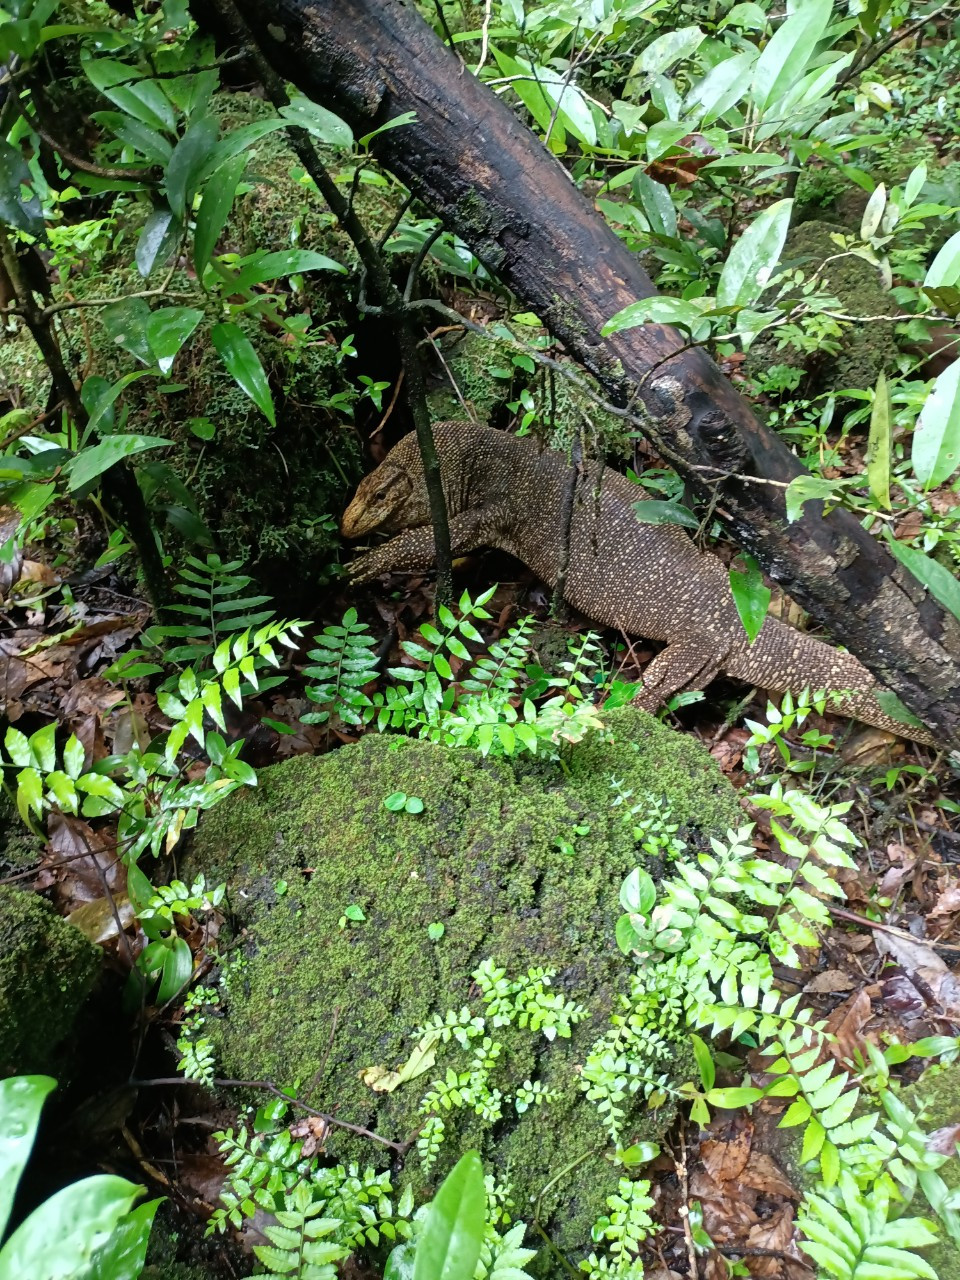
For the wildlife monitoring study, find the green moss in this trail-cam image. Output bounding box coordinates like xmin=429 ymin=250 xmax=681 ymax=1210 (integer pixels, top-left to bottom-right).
xmin=745 ymin=220 xmax=898 ymax=396
xmin=426 ymin=324 xmax=633 ymax=459
xmin=0 ymin=885 xmax=101 ymax=1074
xmin=187 ymin=708 xmax=739 ymax=1262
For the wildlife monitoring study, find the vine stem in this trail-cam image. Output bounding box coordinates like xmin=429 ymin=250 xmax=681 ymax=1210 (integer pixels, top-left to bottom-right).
xmin=208 ymin=0 xmax=454 ymax=606
xmin=0 ymin=226 xmax=168 ymax=613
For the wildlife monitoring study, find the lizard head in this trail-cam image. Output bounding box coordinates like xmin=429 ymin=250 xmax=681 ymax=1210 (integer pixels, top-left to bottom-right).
xmin=340 ymin=460 xmax=423 ymax=538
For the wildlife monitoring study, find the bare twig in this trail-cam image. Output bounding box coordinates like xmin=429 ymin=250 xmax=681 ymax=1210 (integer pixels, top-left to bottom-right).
xmin=130 ymin=1075 xmax=407 ymax=1150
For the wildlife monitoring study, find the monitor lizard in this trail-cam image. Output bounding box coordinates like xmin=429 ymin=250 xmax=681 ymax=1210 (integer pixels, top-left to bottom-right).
xmin=341 ymin=420 xmax=936 ymax=747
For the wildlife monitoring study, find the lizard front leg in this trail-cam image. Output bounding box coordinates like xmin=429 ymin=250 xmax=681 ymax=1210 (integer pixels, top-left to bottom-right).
xmin=630 ymin=633 xmax=730 ymax=712
xmin=347 ymin=509 xmax=491 ymax=585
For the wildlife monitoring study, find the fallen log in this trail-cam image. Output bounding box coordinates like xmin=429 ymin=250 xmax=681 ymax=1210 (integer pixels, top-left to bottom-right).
xmin=220 ymin=0 xmax=960 ymax=743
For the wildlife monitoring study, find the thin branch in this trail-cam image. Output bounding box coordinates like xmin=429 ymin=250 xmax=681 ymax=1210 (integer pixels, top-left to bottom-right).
xmin=130 ymin=1075 xmax=408 ymax=1150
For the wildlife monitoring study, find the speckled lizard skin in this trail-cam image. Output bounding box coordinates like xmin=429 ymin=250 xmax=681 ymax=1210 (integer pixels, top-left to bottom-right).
xmin=341 ymin=421 xmax=935 ymax=746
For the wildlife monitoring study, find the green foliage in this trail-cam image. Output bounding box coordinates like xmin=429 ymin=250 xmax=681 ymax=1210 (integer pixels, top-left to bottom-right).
xmin=0 ymin=1075 xmax=159 ymax=1280
xmin=211 ymin=1106 xmax=415 ymax=1279
xmin=412 ymin=1151 xmax=486 ymax=1280
xmin=305 ymin=589 xmax=605 ymax=758
xmin=580 ymin=1178 xmax=657 ymax=1280
xmin=109 ymin=554 xmax=288 ymax=676
xmin=797 ymin=1172 xmax=939 ymax=1280
xmin=250 ymin=1182 xmax=349 ymax=1280
xmin=409 ymin=959 xmax=587 ymax=1172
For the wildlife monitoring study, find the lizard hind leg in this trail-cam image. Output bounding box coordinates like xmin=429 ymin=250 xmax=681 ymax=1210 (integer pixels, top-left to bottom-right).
xmin=629 ymin=633 xmax=731 ymax=713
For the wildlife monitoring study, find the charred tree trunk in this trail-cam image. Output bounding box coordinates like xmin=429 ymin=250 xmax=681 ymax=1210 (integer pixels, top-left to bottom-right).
xmin=220 ymin=0 xmax=960 ymax=743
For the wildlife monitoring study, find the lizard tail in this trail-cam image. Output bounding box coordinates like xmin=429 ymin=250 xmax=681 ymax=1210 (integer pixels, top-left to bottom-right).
xmin=723 ymin=618 xmax=937 ymax=748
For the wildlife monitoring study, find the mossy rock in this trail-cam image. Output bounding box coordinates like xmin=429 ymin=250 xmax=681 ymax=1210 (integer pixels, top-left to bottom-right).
xmin=426 ymin=326 xmax=634 ymax=459
xmin=899 ymin=1060 xmax=960 ymax=1280
xmin=0 ymin=790 xmax=43 ymax=875
xmin=744 ymin=220 xmax=898 ymax=397
xmin=0 ymin=885 xmax=101 ymax=1074
xmin=187 ymin=707 xmax=740 ymax=1264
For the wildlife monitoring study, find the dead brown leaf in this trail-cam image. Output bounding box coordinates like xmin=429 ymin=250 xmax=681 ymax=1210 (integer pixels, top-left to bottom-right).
xmin=824 ymin=988 xmax=873 ymax=1066
xmin=744 ymin=1203 xmax=805 ymax=1278
xmin=701 ymin=1127 xmax=753 ymax=1183
xmin=45 ymin=814 xmax=125 ymax=915
xmin=690 ymin=1169 xmax=760 ymax=1242
xmin=930 ymin=882 xmax=960 ymax=921
xmin=739 ymin=1151 xmax=798 ymax=1200
xmin=876 ymin=932 xmax=960 ymax=1021
xmin=804 ymin=969 xmax=855 ymax=994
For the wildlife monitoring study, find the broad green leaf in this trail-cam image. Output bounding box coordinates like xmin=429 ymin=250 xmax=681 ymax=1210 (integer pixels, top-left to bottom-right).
xmin=191 ymin=119 xmax=290 ymax=190
xmin=860 ymin=182 xmax=887 ymax=240
xmin=904 ymin=163 xmax=927 ymax=207
xmin=750 ymin=0 xmax=832 ymax=114
xmin=637 ymin=25 xmax=705 ymax=75
xmin=136 ymin=207 xmax=180 ymax=279
xmin=717 ymin=198 xmax=793 ymax=309
xmin=413 ymin=1150 xmax=486 ymax=1280
xmin=156 ymin=936 xmax=193 ymax=1003
xmin=490 ymin=47 xmax=562 ymax=140
xmin=0 ymin=1174 xmax=141 ymax=1280
xmin=784 ymin=473 xmax=839 ymax=523
xmin=82 ymin=368 xmax=151 ymax=437
xmin=912 ymin=358 xmax=960 ymax=488
xmin=633 ymin=171 xmax=677 ymax=238
xmin=706 ymin=1086 xmax=764 ymax=1107
xmin=685 ymin=50 xmax=756 ymax=126
xmin=90 ymin=110 xmax=172 ymax=164
xmin=0 ymin=139 xmax=43 ymax=235
xmin=619 ymin=867 xmax=656 ymax=914
xmin=86 ymin=1197 xmax=162 ymax=1280
xmin=866 ymin=371 xmax=891 ymax=509
xmin=885 ymin=534 xmax=960 ymax=625
xmin=210 ymin=322 xmax=275 ymax=426
xmin=15 ymin=768 xmax=43 ymax=822
xmin=3 ymin=726 xmax=31 ymax=766
xmin=926 ymin=230 xmax=960 ymax=288
xmin=193 ymin=152 xmax=247 ymax=274
xmin=279 ymin=96 xmax=354 ymax=147
xmin=720 ymin=3 xmax=768 ymax=30
xmin=164 ymin=116 xmax=219 ymax=220
xmin=144 ymin=306 xmax=204 ymax=375
xmin=29 ymin=721 xmax=57 ymax=772
xmin=101 ymin=298 xmax=154 ymax=366
xmin=729 ymin=555 xmax=770 ymax=645
xmin=0 ymin=1076 xmax=56 ymax=1239
xmin=229 ymin=248 xmax=347 ymax=293
xmin=67 ymin=435 xmax=172 ymax=492
xmin=82 ymin=57 xmax=176 ymax=133
xmin=643 ymin=121 xmax=688 ymax=164
xmin=63 ymin=735 xmax=85 ymax=781
xmin=690 ymin=1033 xmax=716 ymax=1091
xmin=602 ymin=296 xmax=706 ymax=337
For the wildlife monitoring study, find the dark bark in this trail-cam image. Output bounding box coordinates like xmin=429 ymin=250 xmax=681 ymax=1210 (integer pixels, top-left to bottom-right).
xmin=224 ymin=0 xmax=960 ymax=743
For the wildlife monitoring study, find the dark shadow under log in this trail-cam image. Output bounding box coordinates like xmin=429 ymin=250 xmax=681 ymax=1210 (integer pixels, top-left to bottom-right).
xmin=221 ymin=0 xmax=960 ymax=742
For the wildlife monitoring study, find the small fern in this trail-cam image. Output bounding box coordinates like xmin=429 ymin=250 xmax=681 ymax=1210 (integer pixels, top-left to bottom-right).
xmin=302 ymin=589 xmax=607 ymax=756
xmin=156 ymin=554 xmax=275 ymax=661
xmin=251 ymin=1181 xmax=349 ymax=1280
xmin=301 ymin=607 xmax=379 ymax=726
